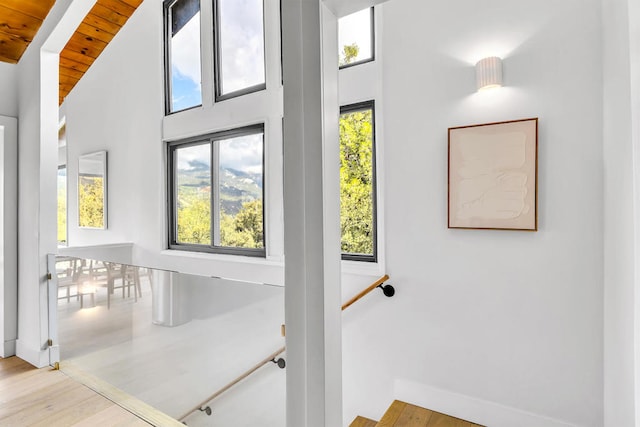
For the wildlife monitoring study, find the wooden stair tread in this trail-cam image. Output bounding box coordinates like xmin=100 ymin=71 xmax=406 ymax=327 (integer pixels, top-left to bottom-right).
xmin=376 ymin=400 xmax=484 ymax=427
xmin=350 ymin=415 xmax=378 ymax=427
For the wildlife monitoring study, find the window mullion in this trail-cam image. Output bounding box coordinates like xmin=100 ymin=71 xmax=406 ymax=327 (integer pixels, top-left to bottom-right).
xmin=211 ymin=139 xmax=221 ymax=247
xmin=200 ymin=0 xmax=215 ymax=107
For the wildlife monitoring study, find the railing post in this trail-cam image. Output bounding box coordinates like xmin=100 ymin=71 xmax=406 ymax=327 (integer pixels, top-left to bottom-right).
xmin=46 ymin=254 xmax=60 ymax=367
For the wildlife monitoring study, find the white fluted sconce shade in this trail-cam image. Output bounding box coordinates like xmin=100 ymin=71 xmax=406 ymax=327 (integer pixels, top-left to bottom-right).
xmin=475 ymin=56 xmax=503 ymax=91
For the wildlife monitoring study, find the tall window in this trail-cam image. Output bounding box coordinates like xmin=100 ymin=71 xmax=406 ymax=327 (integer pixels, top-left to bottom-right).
xmin=168 ymin=125 xmax=265 ymax=256
xmin=215 ymin=0 xmax=266 ymax=99
xmin=164 ymin=0 xmax=267 ymax=112
xmin=165 ymin=0 xmax=202 ymax=113
xmin=338 ymin=7 xmax=374 ymax=68
xmin=340 ymin=101 xmax=376 ymax=261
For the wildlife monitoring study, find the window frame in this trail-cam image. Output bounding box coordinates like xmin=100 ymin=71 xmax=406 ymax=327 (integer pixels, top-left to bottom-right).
xmin=213 ymin=0 xmax=267 ymax=102
xmin=340 ymin=100 xmax=377 ymax=262
xmin=167 ymin=124 xmax=267 ymax=257
xmin=163 ymin=0 xmax=204 ymax=115
xmin=338 ymin=7 xmax=375 ymax=70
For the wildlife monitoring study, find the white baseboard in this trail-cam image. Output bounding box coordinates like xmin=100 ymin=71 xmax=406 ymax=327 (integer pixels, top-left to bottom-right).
xmin=393 ymin=378 xmax=581 ymax=427
xmin=16 ymin=340 xmax=50 ymax=368
xmin=1 ymin=339 xmax=15 ymax=357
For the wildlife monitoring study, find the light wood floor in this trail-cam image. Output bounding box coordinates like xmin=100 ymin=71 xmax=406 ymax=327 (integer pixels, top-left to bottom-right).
xmin=352 ymin=400 xmax=485 ymax=427
xmin=0 ymin=356 xmax=152 ymax=427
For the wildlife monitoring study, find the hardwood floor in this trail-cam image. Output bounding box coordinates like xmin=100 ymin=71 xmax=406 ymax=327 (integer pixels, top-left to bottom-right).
xmin=0 ymin=356 xmax=152 ymax=426
xmin=352 ymin=400 xmax=485 ymax=427
xmin=378 ymin=400 xmax=483 ymax=427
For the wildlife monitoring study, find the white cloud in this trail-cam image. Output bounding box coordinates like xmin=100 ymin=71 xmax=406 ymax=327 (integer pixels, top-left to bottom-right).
xmin=219 ymin=0 xmax=265 ymax=94
xmin=219 ymin=134 xmax=263 ymax=173
xmin=176 ymin=134 xmax=263 ymax=175
xmin=172 ymin=11 xmax=202 ymax=86
xmin=177 ymin=143 xmax=210 ymax=172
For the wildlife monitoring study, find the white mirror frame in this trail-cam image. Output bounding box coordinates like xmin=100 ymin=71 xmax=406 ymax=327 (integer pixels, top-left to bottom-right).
xmin=78 ymin=150 xmax=107 ymax=229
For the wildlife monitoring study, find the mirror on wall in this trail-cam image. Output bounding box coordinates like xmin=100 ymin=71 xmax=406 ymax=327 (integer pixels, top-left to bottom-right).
xmin=78 ymin=151 xmax=107 ymax=229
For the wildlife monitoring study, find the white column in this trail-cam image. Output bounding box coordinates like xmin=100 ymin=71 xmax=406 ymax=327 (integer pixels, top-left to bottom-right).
xmin=0 ymin=116 xmax=17 ymax=358
xmin=282 ymin=1 xmax=342 ymax=426
xmin=16 ymin=0 xmax=96 ymax=367
xmin=602 ymin=0 xmax=638 ymax=425
xmin=628 ymin=0 xmax=640 ymax=424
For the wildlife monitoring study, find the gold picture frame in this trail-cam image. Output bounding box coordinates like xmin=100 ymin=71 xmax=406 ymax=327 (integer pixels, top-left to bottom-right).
xmin=448 ymin=118 xmax=538 ymax=231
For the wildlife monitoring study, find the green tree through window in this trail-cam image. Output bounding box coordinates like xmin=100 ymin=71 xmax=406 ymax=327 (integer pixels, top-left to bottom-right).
xmin=340 ymin=102 xmax=375 ymax=259
xmin=169 ymin=125 xmax=265 ymax=256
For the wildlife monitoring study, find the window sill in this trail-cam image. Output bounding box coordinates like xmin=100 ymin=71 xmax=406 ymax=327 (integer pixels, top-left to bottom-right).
xmin=341 ymin=259 xmax=384 ymax=276
xmin=160 ymin=249 xmax=383 ymax=280
xmin=160 ymin=249 xmax=284 ymax=267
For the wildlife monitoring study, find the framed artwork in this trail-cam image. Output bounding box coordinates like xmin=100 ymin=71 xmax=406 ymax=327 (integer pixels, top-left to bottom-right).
xmin=448 ymin=118 xmax=538 ymax=231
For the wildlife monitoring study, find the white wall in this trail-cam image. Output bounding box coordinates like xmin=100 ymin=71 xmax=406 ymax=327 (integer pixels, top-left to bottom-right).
xmin=342 ymin=0 xmax=604 ymax=426
xmin=63 ymin=0 xmax=286 ymax=285
xmin=54 ymin=0 xmax=633 ymax=426
xmin=64 ymin=0 xmax=163 ymax=251
xmin=0 ymin=63 xmax=18 ymax=117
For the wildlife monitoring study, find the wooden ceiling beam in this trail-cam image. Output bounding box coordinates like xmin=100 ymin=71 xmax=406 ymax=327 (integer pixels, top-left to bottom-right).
xmin=59 ymin=73 xmax=80 ymax=88
xmin=0 ymin=1 xmax=55 ymax=63
xmin=76 ymin=22 xmax=117 ymax=45
xmin=99 ymin=0 xmax=136 ymax=18
xmin=65 ymin=32 xmax=109 ymax=60
xmin=60 ymin=49 xmax=94 ymax=67
xmin=59 ymin=81 xmax=79 ymax=101
xmin=0 ymin=0 xmax=56 ymax=21
xmin=90 ymin=4 xmax=129 ymax=27
xmin=59 ymin=56 xmax=91 ymax=73
xmin=118 ymin=0 xmax=144 ymax=9
xmin=59 ymin=65 xmax=85 ymax=80
xmin=0 ymin=5 xmax=43 ymax=42
xmin=0 ymin=52 xmax=17 ymax=64
xmin=57 ymin=0 xmax=143 ymax=105
xmin=83 ymin=12 xmax=122 ymax=36
xmin=0 ymin=31 xmax=28 ymax=63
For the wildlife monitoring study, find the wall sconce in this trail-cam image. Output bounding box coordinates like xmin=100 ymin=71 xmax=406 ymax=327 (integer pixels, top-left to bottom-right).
xmin=475 ymin=56 xmax=503 ymax=91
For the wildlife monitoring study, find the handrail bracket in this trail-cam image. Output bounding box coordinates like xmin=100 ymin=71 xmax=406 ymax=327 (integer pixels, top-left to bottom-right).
xmin=377 ymin=283 xmax=395 ymax=297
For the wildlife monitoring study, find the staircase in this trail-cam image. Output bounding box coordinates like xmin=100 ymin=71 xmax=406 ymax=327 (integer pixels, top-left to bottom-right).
xmin=350 ymin=400 xmax=484 ymax=427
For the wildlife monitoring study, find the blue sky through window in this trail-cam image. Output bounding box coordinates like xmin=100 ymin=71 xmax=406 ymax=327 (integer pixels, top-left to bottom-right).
xmin=170 ymin=7 xmax=202 ymax=112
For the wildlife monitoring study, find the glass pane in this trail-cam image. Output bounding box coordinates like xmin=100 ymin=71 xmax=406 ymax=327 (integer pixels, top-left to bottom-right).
xmin=338 ymin=8 xmax=373 ymax=67
xmin=53 ymin=256 xmax=285 ymax=426
xmin=176 ymin=143 xmax=211 ymax=244
xmin=217 ymin=132 xmax=264 ymax=249
xmin=57 ymin=167 xmax=67 ymax=244
xmin=169 ymin=0 xmax=202 ymax=112
xmin=217 ymin=0 xmax=266 ymax=96
xmin=340 ymin=107 xmax=374 ymax=256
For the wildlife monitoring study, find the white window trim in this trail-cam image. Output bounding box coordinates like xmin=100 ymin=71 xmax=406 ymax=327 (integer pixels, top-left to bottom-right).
xmin=163 ymin=0 xmax=284 ymax=261
xmin=338 ymin=5 xmax=385 ymax=275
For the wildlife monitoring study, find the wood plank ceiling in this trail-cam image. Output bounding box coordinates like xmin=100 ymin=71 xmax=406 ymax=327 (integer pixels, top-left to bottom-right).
xmin=0 ymin=0 xmax=56 ymax=63
xmin=59 ymin=0 xmax=143 ymax=105
xmin=0 ymin=0 xmax=142 ymax=106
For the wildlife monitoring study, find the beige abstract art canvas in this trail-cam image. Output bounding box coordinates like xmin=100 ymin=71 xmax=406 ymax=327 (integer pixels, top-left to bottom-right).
xmin=448 ymin=118 xmax=538 ymax=230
